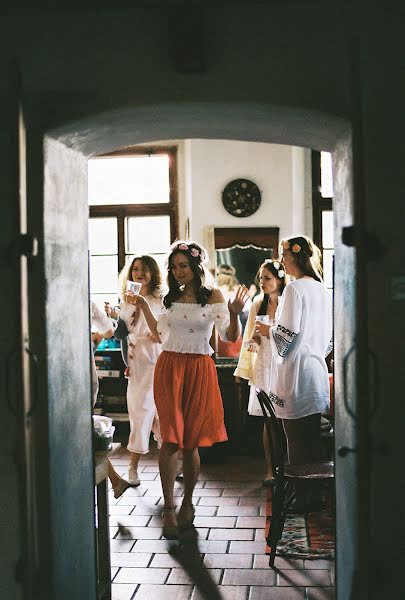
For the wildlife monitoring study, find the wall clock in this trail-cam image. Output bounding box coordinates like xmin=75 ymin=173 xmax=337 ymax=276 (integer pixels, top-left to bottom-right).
xmin=222 ymin=178 xmax=262 ymax=217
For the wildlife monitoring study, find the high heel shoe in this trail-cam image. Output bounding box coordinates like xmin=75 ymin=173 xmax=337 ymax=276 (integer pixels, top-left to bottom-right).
xmin=162 ymin=507 xmax=178 ymax=539
xmin=177 ymin=502 xmax=195 ymax=531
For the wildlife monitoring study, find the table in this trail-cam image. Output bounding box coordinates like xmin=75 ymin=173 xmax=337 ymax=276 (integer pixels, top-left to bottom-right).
xmin=94 ymin=442 xmax=121 ymax=600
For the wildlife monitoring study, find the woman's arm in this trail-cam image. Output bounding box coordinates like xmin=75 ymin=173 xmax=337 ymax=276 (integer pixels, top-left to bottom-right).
xmin=125 ymin=293 xmax=161 ymax=342
xmin=210 ymin=286 xmax=250 ymax=342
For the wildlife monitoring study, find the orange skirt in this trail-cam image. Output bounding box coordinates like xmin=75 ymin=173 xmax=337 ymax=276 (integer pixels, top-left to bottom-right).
xmin=154 ymin=351 xmax=228 ymax=449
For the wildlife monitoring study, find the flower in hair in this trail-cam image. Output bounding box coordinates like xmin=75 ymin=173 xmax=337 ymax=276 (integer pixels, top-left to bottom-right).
xmin=282 ymin=241 xmax=290 ymax=250
xmin=278 ymin=269 xmax=285 ymax=278
xmin=178 ymin=243 xmax=188 ymax=251
xmin=273 ymin=261 xmax=280 ymax=270
xmin=190 ymin=248 xmax=200 ymax=258
xmin=291 ymin=243 xmax=301 ymax=253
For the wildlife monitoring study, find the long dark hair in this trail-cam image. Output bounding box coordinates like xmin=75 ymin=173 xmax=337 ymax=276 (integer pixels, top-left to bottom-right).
xmin=255 ymin=259 xmax=287 ymax=315
xmin=163 ymin=241 xmax=213 ymax=308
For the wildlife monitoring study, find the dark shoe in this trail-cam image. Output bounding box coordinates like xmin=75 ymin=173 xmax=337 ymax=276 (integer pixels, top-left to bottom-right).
xmin=262 ymin=478 xmax=276 ymax=488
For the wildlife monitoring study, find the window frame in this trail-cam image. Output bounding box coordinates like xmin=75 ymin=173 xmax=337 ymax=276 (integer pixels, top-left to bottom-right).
xmin=311 ymin=150 xmax=332 ymax=251
xmin=89 ymin=145 xmax=179 ymax=273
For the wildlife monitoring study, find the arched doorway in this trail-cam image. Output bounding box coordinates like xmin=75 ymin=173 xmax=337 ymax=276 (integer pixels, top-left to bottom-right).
xmin=22 ymin=102 xmax=356 ymax=599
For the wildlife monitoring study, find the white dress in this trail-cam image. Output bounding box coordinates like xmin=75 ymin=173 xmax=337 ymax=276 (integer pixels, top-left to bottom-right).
xmin=269 ymin=279 xmax=333 ymax=420
xmin=234 ymin=294 xmax=274 ymax=416
xmin=119 ymin=294 xmax=163 ymax=453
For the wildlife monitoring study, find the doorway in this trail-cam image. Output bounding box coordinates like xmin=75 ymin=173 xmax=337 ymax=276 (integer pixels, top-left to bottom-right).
xmin=30 ymin=102 xmax=356 ymax=600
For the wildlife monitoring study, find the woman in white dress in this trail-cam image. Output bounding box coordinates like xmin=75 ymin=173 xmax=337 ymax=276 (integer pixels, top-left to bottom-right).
xmin=127 ymin=241 xmax=249 ymax=538
xmin=256 ymin=235 xmax=332 ymax=511
xmin=234 ymin=259 xmax=286 ymax=485
xmin=114 ymin=256 xmax=163 ymax=486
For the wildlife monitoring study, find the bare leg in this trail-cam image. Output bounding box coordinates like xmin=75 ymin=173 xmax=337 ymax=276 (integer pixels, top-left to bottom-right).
xmin=158 ymin=442 xmax=179 ymax=538
xmin=178 ymin=448 xmax=199 ymax=528
xmin=108 ymin=460 xmax=130 ymax=499
xmin=129 ymin=451 xmax=141 ymax=468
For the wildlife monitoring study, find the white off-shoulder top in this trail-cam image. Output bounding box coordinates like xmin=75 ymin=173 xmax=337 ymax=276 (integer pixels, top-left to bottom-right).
xmin=157 ymin=302 xmax=230 ymax=355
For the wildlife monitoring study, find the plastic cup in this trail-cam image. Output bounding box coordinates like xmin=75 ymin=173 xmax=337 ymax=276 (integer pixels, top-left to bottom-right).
xmin=126 ymin=281 xmax=142 ymax=295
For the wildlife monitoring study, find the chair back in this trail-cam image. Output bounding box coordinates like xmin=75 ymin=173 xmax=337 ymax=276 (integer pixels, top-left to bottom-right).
xmin=256 ymin=388 xmax=285 ymax=478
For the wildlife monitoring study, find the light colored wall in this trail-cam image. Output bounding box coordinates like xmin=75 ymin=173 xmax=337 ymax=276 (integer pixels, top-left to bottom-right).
xmin=182 ymin=139 xmax=310 ymax=246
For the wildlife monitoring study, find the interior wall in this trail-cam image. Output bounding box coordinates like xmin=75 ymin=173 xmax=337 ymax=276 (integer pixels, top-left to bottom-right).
xmin=185 ymin=139 xmax=310 ymax=246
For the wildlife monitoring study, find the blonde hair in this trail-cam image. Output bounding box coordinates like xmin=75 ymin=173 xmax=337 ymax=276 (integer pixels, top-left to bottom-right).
xmin=216 ymin=264 xmax=239 ymax=291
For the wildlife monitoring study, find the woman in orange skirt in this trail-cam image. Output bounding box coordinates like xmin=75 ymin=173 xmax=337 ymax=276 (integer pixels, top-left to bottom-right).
xmin=127 ymin=241 xmax=249 ymax=538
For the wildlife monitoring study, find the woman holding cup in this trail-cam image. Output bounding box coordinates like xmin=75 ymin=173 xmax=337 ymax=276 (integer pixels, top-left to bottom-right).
xmin=114 ymin=255 xmax=164 ymax=486
xmin=234 ymin=259 xmax=287 ymax=485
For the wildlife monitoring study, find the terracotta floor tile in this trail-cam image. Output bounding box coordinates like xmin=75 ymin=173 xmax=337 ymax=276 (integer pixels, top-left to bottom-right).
xmin=192 ymin=585 xmax=249 ymax=600
xmin=133 ymin=584 xmax=192 ymax=599
xmin=193 ymin=540 xmax=228 ymax=553
xmin=114 ymin=566 xmax=169 ymax=584
xmin=130 ymin=539 xmax=176 ymax=553
xmin=149 ymin=553 xmax=185 ymax=568
xmin=111 ymin=552 xmax=152 ymax=568
xmin=109 ymin=515 xmax=151 ymax=527
xmin=229 ymin=541 xmax=266 ymax=554
xmin=204 ymin=553 xmax=254 ymax=569
xmin=194 ymin=516 xmax=236 ymax=528
xmin=110 ymin=539 xmax=136 ymax=553
xmin=107 ymin=437 xmax=334 ymax=599
xmin=115 ymin=526 xmax=163 ymax=540
xmin=208 ymin=528 xmax=254 ymax=541
xmin=111 ymin=583 xmax=138 ymax=600
xmin=249 ymin=586 xmax=305 ymax=599
xmin=198 ymin=496 xmax=239 ymax=506
xmin=277 ymin=570 xmax=332 ymax=587
xmin=109 ymin=505 xmax=134 ymax=515
xmin=223 ymin=568 xmax=276 ymax=586
xmin=217 ymin=506 xmax=259 ymax=517
xmin=191 ymin=488 xmax=223 ymax=497
xmin=167 ymin=567 xmax=222 ymax=585
xmin=237 ymin=516 xmax=266 ymax=528
xmin=238 ymin=497 xmax=266 ymax=506
xmin=117 ymin=495 xmax=161 ymax=507
xmin=253 ymin=555 xmax=303 ymax=569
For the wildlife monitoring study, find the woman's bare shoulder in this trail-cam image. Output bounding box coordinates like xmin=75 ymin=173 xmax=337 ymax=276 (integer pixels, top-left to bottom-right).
xmin=206 ymin=287 xmax=226 ymax=304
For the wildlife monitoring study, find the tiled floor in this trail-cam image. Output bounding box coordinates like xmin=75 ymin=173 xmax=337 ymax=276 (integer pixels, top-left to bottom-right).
xmin=108 ymin=441 xmax=335 ymax=600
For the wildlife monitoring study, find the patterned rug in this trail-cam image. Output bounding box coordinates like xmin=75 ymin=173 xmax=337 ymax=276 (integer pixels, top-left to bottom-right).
xmin=264 ymin=487 xmax=335 ymax=560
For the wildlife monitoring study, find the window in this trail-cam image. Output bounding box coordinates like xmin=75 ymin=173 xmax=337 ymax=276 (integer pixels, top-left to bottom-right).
xmin=88 ymin=147 xmax=179 ymax=307
xmin=312 ymin=150 xmax=334 ymax=292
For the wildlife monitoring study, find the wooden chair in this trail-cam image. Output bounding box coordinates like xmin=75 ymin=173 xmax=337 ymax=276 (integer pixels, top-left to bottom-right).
xmin=256 ymin=388 xmax=334 ymax=568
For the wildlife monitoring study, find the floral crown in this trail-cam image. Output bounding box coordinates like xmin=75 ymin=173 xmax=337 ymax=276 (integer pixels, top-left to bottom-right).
xmin=282 ymin=240 xmax=302 ymax=254
xmin=263 ymin=259 xmax=285 ymax=279
xmin=172 ymin=241 xmax=205 ymax=261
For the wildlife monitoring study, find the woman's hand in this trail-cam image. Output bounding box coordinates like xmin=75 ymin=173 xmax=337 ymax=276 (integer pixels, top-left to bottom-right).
xmin=125 ymin=292 xmax=146 ymax=308
xmin=254 ymin=320 xmax=270 ymax=338
xmin=228 ymin=285 xmax=250 ymax=315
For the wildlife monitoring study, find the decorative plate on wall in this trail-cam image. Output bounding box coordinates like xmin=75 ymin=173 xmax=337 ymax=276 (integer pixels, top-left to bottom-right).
xmin=222 ymin=178 xmax=262 ymax=217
